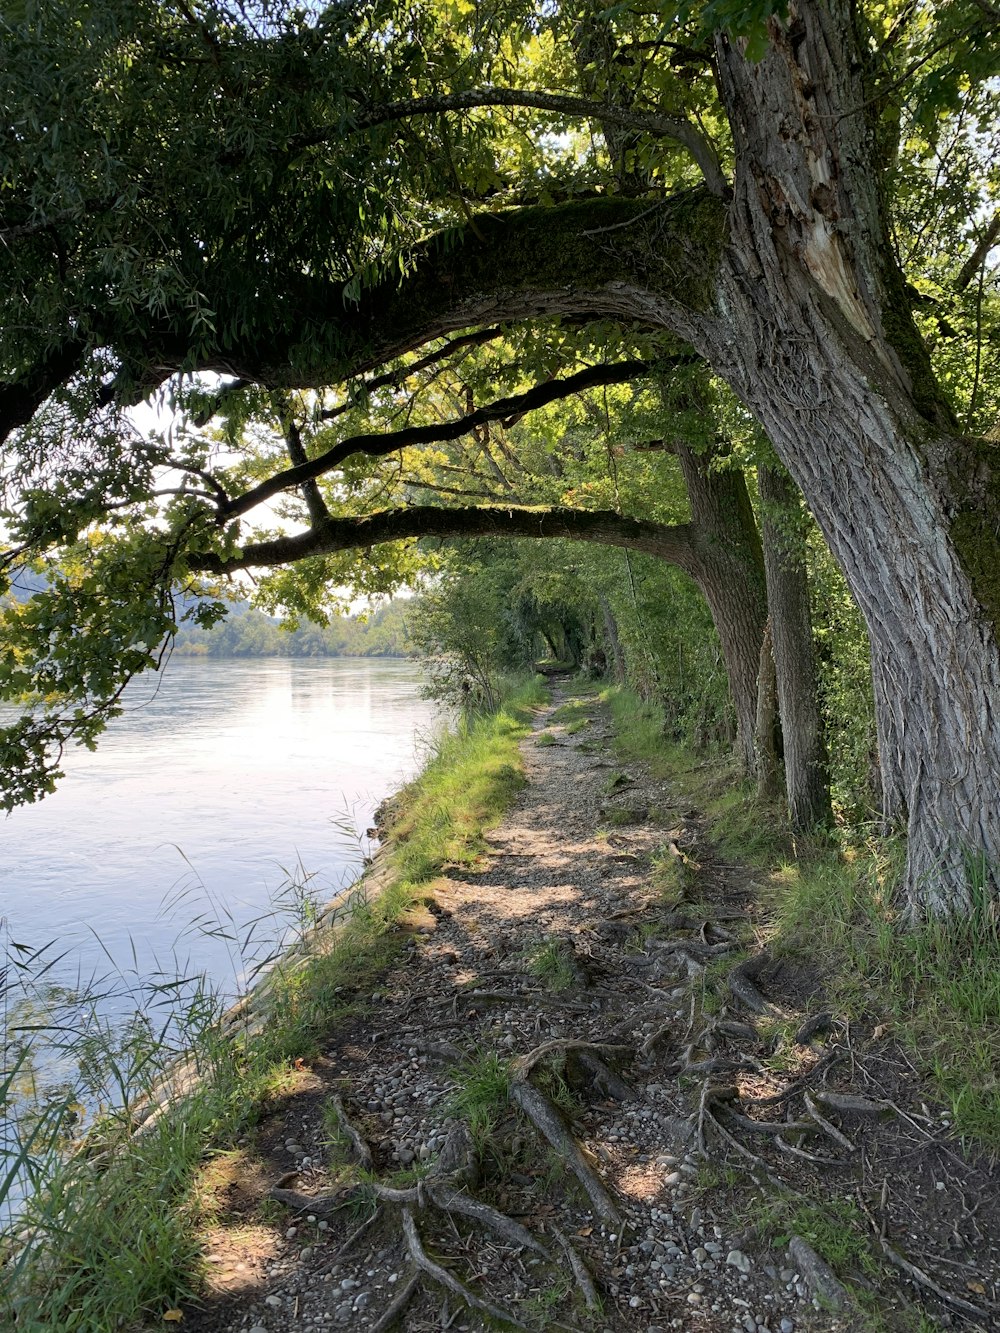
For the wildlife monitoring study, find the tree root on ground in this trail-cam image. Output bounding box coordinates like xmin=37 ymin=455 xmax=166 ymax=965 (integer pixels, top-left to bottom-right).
xmin=329 ymin=1092 xmax=374 ymax=1171
xmin=552 ymin=1226 xmax=602 ymax=1312
xmin=268 ymin=1049 xmax=627 ymax=1329
xmin=508 ymin=1079 xmax=621 ymax=1227
xmin=369 ymin=1270 xmax=420 ymax=1332
xmin=401 ymin=1208 xmax=529 ymax=1329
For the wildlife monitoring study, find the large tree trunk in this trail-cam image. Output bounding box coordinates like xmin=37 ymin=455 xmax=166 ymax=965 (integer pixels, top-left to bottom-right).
xmin=704 ymin=4 xmax=1000 ymax=912
xmin=758 ymin=465 xmax=832 ymax=831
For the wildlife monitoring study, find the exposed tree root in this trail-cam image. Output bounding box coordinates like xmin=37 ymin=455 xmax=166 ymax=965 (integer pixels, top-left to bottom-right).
xmin=370 ymin=1270 xmax=420 ymax=1332
xmin=813 ymin=1091 xmax=892 ymax=1118
xmin=334 ymin=1205 xmax=382 ymax=1262
xmin=401 ymin=1208 xmax=528 ymax=1329
xmin=425 ymin=1184 xmax=548 ymax=1255
xmin=877 ymin=1236 xmax=990 ymax=1321
xmin=803 ymin=1092 xmax=856 ymax=1153
xmin=569 ymin=1048 xmax=635 ymax=1102
xmin=640 ymin=1017 xmax=674 ymax=1058
xmin=786 ymin=1236 xmax=855 ymax=1313
xmin=552 ymin=1226 xmax=602 ymax=1312
xmin=511 ymin=1038 xmax=628 ymax=1081
xmin=727 ymin=953 xmax=784 ymax=1018
xmin=697 ymin=1083 xmax=784 ymax=1188
xmin=329 ymin=1093 xmax=374 ymax=1171
xmin=508 ymin=1079 xmax=621 ymax=1227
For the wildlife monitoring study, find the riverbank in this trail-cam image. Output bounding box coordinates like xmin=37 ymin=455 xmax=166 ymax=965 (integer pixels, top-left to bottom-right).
xmin=4 ymin=678 xmax=998 ymax=1331
xmin=0 ymin=677 xmax=544 ymax=1329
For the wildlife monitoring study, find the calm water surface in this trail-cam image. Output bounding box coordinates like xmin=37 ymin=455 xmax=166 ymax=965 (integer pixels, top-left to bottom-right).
xmin=1 ymin=657 xmax=439 ymax=1006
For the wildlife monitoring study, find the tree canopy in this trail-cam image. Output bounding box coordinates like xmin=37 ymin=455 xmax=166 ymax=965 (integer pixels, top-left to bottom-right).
xmin=2 ymin=0 xmax=999 ymax=913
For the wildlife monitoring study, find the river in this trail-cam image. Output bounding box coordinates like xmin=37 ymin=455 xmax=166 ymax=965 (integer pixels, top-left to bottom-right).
xmin=0 ymin=658 xmax=439 ymax=1171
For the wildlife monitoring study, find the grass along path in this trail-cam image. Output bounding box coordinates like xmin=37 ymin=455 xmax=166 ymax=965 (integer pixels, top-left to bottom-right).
xmin=8 ymin=679 xmax=998 ymax=1331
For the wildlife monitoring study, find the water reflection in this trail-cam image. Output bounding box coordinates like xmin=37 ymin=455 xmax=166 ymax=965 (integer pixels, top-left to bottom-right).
xmin=1 ymin=658 xmax=438 ymax=1003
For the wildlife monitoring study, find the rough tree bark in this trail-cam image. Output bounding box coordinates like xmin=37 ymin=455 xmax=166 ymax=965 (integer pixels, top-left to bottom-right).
xmin=675 ymin=440 xmax=768 ymax=777
xmin=699 ymin=3 xmax=1000 ymax=911
xmin=597 ymin=593 xmax=627 ymax=685
xmin=754 ymin=621 xmax=782 ymax=803
xmin=757 ymin=465 xmax=832 ymax=831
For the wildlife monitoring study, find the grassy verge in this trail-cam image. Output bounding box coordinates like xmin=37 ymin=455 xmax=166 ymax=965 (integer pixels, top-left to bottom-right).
xmin=1 ymin=676 xmax=545 ymax=1331
xmin=603 ymin=685 xmax=1000 ymax=1151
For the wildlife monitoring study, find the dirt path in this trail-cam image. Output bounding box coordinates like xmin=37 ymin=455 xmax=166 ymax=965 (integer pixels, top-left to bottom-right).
xmin=182 ymin=685 xmax=999 ymax=1333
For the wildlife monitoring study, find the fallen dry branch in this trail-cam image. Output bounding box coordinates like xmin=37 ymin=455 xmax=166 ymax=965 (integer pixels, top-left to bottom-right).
xmin=401 ymin=1207 xmax=528 ymax=1329
xmin=508 ymin=1079 xmax=621 ymax=1226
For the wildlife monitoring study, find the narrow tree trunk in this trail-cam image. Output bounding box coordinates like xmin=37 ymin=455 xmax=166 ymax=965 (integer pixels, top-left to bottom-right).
xmin=758 ymin=465 xmax=832 ymax=830
xmin=754 ymin=621 xmax=782 ymax=802
xmin=676 ymin=441 xmax=768 ymax=777
xmin=598 ymin=592 xmax=627 ymax=685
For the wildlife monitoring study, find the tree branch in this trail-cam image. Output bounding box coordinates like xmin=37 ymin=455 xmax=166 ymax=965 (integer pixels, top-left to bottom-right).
xmin=298 ymin=89 xmax=729 ymax=198
xmin=956 ymin=210 xmax=1000 ymax=293
xmin=219 ymin=357 xmax=692 ymax=522
xmin=0 ymin=339 xmax=88 ymax=442
xmin=318 ymin=328 xmax=506 ymax=423
xmin=106 ymin=193 xmax=726 ymax=405
xmin=196 ymin=504 xmax=699 ymax=576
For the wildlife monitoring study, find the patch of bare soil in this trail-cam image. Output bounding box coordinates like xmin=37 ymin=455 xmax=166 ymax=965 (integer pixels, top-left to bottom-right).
xmin=178 ymin=685 xmax=999 ymax=1333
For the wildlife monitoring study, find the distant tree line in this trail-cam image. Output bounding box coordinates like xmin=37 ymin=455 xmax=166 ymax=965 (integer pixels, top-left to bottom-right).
xmin=172 ymin=601 xmax=413 ymax=659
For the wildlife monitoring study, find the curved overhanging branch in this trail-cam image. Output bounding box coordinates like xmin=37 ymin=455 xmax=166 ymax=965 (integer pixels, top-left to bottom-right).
xmin=195 ymin=505 xmax=699 ymax=578
xmin=138 ymin=193 xmax=728 ymax=396
xmin=219 ymin=357 xmax=695 ymax=522
xmin=294 ymin=89 xmax=728 ymax=199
